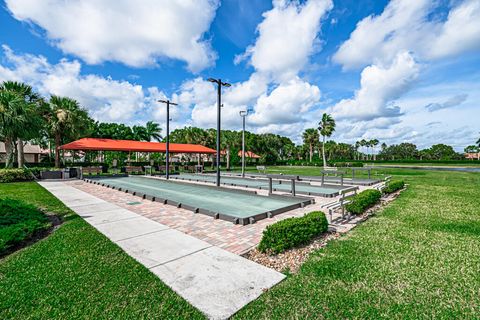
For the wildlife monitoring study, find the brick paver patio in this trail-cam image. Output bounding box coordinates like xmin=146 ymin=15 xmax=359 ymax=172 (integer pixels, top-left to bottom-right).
xmin=68 ymin=179 xmax=369 ymax=255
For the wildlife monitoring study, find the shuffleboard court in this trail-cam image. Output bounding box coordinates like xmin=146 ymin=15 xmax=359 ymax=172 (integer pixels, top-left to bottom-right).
xmin=85 ymin=176 xmax=312 ymax=225
xmin=170 ymin=173 xmax=346 ymax=197
xmin=220 ymin=172 xmax=381 ymax=186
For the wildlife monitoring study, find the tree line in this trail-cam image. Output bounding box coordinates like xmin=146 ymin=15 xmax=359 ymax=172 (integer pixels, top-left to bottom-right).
xmin=1 ymin=81 xmax=476 ymax=169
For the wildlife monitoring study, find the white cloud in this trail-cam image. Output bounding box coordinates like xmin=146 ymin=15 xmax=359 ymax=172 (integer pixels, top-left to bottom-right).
xmin=333 ymin=0 xmax=480 ymax=70
xmin=249 ymin=77 xmax=321 ymax=125
xmin=427 ymin=0 xmax=480 ymax=60
xmin=6 ymin=0 xmax=219 ymax=72
xmin=236 ymin=0 xmax=333 ymax=82
xmin=424 ymin=93 xmax=468 ymax=112
xmin=330 ymin=52 xmax=419 ymax=120
xmin=0 ymin=45 xmax=166 ymax=122
xmin=224 ymin=73 xmax=269 ymax=107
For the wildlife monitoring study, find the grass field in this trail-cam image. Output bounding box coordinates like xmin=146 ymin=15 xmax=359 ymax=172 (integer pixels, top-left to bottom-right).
xmin=0 ymin=182 xmax=203 ymax=319
xmin=234 ymin=166 xmax=480 ymax=318
xmin=1 ymin=167 xmax=479 ymax=319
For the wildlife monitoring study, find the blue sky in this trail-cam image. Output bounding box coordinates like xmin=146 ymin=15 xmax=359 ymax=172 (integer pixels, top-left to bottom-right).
xmin=1 ymin=0 xmax=479 ymax=150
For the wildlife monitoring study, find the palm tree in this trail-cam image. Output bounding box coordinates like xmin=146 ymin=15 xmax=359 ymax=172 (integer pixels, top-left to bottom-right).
xmin=0 ymin=81 xmax=42 ymax=167
xmin=145 ymin=121 xmax=162 ymax=142
xmin=370 ymin=139 xmax=379 ymax=161
xmin=302 ymin=128 xmax=319 ymax=162
xmin=318 ymin=113 xmax=336 ymax=168
xmin=0 ymin=90 xmax=24 ymax=168
xmin=360 ymin=139 xmax=367 ymax=160
xmin=354 ymin=141 xmax=361 ymax=161
xmin=47 ymin=96 xmax=92 ymax=167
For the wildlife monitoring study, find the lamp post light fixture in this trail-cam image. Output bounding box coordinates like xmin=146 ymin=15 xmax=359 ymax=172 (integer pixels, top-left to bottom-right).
xmin=158 ymin=99 xmax=177 ymax=180
xmin=239 ymin=109 xmax=250 ymax=178
xmin=208 ymin=78 xmax=231 ymax=187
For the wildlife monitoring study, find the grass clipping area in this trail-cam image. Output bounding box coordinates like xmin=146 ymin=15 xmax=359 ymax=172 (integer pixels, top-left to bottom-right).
xmin=0 ymin=182 xmax=204 ymax=319
xmin=235 ymin=168 xmax=480 ymax=319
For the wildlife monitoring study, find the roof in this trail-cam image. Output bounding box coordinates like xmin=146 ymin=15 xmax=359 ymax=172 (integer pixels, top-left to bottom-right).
xmin=219 ymin=149 xmax=261 ymax=158
xmin=59 ymin=138 xmax=217 ymax=154
xmin=238 ymin=150 xmax=261 ymax=159
xmin=0 ymin=142 xmax=46 ymax=154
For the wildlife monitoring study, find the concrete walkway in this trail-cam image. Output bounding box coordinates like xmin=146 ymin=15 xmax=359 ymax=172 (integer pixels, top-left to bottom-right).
xmin=39 ymin=181 xmax=285 ymax=319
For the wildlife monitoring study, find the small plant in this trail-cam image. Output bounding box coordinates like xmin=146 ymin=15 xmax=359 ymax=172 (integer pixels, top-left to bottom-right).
xmin=383 ymin=180 xmax=405 ymax=194
xmin=345 ymin=189 xmax=382 ymax=215
xmin=0 ymin=198 xmax=51 ymax=255
xmin=258 ymin=211 xmax=328 ymax=254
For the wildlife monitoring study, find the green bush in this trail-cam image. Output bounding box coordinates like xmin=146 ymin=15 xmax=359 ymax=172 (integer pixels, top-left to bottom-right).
xmin=0 ymin=169 xmax=35 ymax=183
xmin=345 ymin=189 xmax=382 ymax=215
xmin=383 ymin=180 xmax=405 ymax=194
xmin=0 ymin=198 xmax=51 ymax=255
xmin=258 ymin=211 xmax=328 ymax=254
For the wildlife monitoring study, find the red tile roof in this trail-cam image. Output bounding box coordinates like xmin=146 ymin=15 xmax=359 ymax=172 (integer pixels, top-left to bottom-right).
xmin=238 ymin=150 xmax=261 ymax=159
xmin=59 ymin=138 xmax=216 ymax=154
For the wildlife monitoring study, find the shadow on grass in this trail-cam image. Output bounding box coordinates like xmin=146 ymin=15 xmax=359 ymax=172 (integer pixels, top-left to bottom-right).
xmin=427 ymin=220 xmax=480 ymax=237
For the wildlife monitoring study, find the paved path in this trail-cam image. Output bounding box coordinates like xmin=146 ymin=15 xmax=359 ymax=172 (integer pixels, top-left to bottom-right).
xmin=39 ymin=181 xmax=285 ymax=320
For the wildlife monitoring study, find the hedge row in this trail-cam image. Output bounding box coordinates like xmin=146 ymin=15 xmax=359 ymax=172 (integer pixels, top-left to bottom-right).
xmin=0 ymin=169 xmax=35 ymax=183
xmin=0 ymin=198 xmax=51 ymax=256
xmin=345 ymin=189 xmax=382 ymax=215
xmin=258 ymin=211 xmax=328 ymax=254
xmin=383 ymin=180 xmax=405 ymax=194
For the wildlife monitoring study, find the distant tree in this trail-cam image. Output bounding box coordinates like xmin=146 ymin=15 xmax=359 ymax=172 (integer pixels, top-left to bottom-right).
xmin=145 ymin=121 xmax=162 ymax=142
xmin=47 ymin=96 xmax=92 ymax=167
xmin=424 ymin=144 xmax=458 ymax=160
xmin=370 ymin=139 xmax=379 ymax=161
xmin=0 ymin=81 xmax=43 ymax=167
xmin=302 ymin=128 xmax=319 ymax=162
xmin=318 ymin=113 xmax=336 ymax=168
xmin=360 ymin=139 xmax=367 ymax=160
xmin=464 ymin=145 xmax=479 ymax=153
xmin=0 ymin=90 xmax=24 ymax=167
xmin=354 ymin=141 xmax=361 ymax=160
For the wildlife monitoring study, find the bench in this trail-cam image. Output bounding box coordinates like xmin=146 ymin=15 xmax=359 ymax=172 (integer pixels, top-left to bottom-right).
xmin=125 ymin=166 xmax=143 ymax=175
xmin=374 ymin=175 xmax=392 ymax=192
xmin=321 ymin=186 xmax=358 ymax=222
xmin=256 ymin=165 xmax=266 ymax=174
xmin=81 ymin=166 xmax=102 ymax=176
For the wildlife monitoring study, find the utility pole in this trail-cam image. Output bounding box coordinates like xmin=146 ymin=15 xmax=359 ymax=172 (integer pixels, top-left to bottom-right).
xmin=208 ymin=78 xmax=231 ymax=186
xmin=158 ymin=99 xmax=177 ymax=180
xmin=239 ymin=110 xmax=249 ymax=178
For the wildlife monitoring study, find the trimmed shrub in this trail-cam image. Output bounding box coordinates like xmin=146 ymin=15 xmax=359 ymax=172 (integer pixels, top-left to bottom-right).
xmin=345 ymin=189 xmax=382 ymax=215
xmin=0 ymin=198 xmax=51 ymax=255
xmin=0 ymin=169 xmax=35 ymax=183
xmin=383 ymin=180 xmax=405 ymax=194
xmin=258 ymin=211 xmax=328 ymax=254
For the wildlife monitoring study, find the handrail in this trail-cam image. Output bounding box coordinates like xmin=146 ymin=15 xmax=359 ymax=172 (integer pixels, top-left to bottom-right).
xmin=23 ymin=164 xmax=38 ymax=181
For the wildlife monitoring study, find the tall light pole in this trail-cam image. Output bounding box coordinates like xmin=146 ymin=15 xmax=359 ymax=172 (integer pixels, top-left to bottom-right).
xmin=239 ymin=110 xmax=249 ymax=178
xmin=158 ymin=99 xmax=177 ymax=180
xmin=208 ymin=78 xmax=231 ymax=187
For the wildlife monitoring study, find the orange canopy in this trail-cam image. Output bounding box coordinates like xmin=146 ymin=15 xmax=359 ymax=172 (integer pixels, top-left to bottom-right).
xmin=60 ymin=138 xmax=216 ymax=154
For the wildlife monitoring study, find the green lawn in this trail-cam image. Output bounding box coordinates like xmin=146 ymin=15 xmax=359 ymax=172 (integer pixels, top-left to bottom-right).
xmin=0 ymin=182 xmax=203 ymax=319
xmin=1 ymin=168 xmax=479 ymax=319
xmin=234 ymin=166 xmax=480 ymax=318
